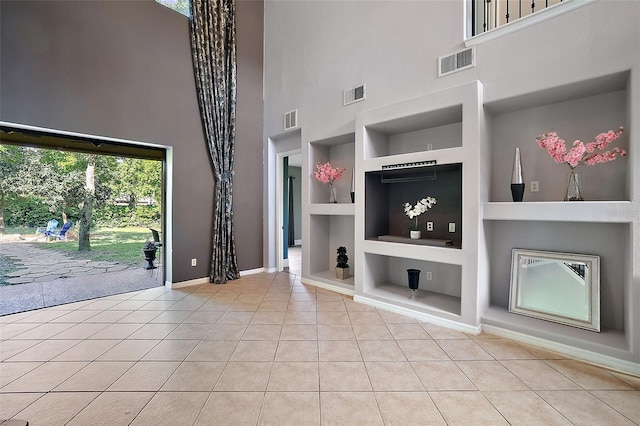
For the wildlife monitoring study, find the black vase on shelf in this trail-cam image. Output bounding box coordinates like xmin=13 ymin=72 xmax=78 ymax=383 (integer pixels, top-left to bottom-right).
xmin=511 ymin=147 xmax=525 ymax=202
xmin=407 ymin=269 xmax=420 ymax=300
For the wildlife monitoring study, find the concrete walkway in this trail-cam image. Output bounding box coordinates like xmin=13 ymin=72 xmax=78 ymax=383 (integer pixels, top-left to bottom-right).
xmin=0 ymin=242 xmax=163 ymax=316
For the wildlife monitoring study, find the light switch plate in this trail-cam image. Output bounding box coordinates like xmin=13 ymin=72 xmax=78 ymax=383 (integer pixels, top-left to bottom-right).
xmin=448 ymin=223 xmax=455 ymax=233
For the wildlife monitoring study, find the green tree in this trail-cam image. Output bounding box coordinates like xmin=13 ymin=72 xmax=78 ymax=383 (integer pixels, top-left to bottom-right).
xmin=112 ymin=158 xmax=162 ymax=209
xmin=0 ymin=145 xmax=28 ymax=233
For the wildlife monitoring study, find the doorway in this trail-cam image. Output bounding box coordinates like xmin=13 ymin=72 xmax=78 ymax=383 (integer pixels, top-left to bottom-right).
xmin=0 ymin=122 xmax=172 ymax=315
xmin=276 ymin=149 xmax=302 ymax=275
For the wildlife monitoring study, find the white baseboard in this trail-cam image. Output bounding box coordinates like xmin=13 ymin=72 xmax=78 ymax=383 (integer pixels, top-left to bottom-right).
xmin=300 ymin=277 xmax=355 ymax=297
xmin=482 ymin=324 xmax=640 ymax=377
xmin=167 ymin=277 xmax=209 ymax=289
xmin=240 ymin=267 xmax=266 ymax=276
xmin=354 ymin=295 xmax=481 ymax=335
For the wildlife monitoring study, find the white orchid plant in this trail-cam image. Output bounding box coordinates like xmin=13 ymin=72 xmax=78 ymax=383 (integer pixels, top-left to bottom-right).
xmin=403 ymin=197 xmax=437 ymax=231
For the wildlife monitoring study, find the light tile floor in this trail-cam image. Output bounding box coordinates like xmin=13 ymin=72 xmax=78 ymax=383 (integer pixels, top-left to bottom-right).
xmin=1 ymin=272 xmax=639 ymax=425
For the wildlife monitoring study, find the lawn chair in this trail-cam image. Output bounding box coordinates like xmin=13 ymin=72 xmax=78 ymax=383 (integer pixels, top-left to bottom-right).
xmin=36 ymin=219 xmax=59 ymax=236
xmin=50 ymin=221 xmax=72 ymax=240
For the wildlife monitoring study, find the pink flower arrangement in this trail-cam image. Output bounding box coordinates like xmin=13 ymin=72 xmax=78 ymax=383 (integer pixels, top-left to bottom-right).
xmin=314 ymin=162 xmax=344 ymax=184
xmin=536 ymin=126 xmax=626 ymax=168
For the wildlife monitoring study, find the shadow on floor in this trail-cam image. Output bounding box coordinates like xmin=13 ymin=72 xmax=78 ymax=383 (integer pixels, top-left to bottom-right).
xmin=0 ymin=268 xmax=164 ymax=316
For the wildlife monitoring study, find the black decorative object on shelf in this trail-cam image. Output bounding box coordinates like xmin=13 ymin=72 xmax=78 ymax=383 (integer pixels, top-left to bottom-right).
xmin=336 ymin=246 xmax=350 ymax=279
xmin=407 ymin=268 xmax=420 ymax=300
xmin=511 ymin=147 xmax=525 ymax=202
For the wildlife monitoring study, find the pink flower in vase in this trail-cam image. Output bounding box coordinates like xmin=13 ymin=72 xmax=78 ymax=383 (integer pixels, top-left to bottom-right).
xmin=536 ymin=126 xmax=626 ymax=169
xmin=314 ymin=162 xmax=345 ymax=185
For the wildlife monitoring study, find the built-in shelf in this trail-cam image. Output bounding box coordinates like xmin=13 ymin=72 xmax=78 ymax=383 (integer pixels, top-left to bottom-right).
xmin=363 ymin=239 xmax=464 ymax=265
xmin=304 ymin=270 xmax=354 ymax=295
xmin=309 ymin=135 xmax=355 ymax=205
xmin=309 ymin=203 xmax=355 ymax=216
xmin=362 ymin=285 xmax=461 ymax=318
xmin=483 ymin=201 xmax=634 ymax=222
xmin=377 ymin=235 xmax=454 ymax=247
xmin=482 ymin=305 xmax=630 ymax=356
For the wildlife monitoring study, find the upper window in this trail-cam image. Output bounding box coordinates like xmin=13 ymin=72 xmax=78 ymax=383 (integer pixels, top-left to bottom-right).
xmin=466 ymin=0 xmax=596 ymax=43
xmin=156 ymin=0 xmax=190 ymax=17
xmin=470 ymin=0 xmax=562 ymax=36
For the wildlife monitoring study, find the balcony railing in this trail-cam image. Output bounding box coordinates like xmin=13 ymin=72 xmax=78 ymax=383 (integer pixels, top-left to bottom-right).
xmin=471 ymin=0 xmax=563 ymax=36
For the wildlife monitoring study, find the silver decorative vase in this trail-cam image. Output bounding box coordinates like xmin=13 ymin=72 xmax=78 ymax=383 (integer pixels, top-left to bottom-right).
xmin=350 ymin=168 xmax=355 ymax=203
xmin=510 ymin=147 xmax=525 ymax=202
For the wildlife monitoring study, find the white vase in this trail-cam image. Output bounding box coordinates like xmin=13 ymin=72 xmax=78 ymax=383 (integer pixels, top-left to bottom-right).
xmin=410 ymin=230 xmax=421 ymax=240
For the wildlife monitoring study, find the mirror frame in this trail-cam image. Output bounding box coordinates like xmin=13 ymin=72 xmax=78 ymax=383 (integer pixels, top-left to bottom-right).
xmin=509 ymin=249 xmax=600 ymax=332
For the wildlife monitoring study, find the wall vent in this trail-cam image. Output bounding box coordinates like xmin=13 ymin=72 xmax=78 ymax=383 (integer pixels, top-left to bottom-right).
xmin=284 ymin=109 xmax=298 ymax=131
xmin=344 ymin=84 xmax=366 ymax=105
xmin=438 ymin=47 xmax=475 ymax=77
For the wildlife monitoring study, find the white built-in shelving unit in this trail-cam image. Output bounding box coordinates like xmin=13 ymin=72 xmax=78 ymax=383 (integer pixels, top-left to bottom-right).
xmin=480 ymin=71 xmax=638 ymax=372
xmin=300 ymin=72 xmax=639 ymax=374
xmin=353 ymin=81 xmax=486 ymax=333
xmin=302 ymin=133 xmax=356 ymax=295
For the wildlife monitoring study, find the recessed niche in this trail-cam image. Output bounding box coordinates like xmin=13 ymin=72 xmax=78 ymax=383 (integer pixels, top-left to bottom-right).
xmin=363 ymin=106 xmax=462 ymax=160
xmin=362 ymin=253 xmax=462 ymax=316
xmin=365 ymin=163 xmax=462 ymax=247
xmin=485 ymin=220 xmax=628 ymax=333
xmin=487 ymin=72 xmax=630 ymax=202
xmin=309 ymin=135 xmax=355 ymax=204
xmin=308 ymin=214 xmax=355 ymax=288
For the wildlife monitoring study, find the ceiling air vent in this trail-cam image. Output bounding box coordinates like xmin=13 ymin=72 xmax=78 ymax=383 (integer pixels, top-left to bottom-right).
xmin=284 ymin=109 xmax=298 ymax=131
xmin=438 ymin=47 xmax=475 ymax=77
xmin=344 ymin=84 xmax=366 ymax=106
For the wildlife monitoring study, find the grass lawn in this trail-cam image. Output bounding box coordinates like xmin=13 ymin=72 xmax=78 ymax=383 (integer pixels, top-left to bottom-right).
xmin=4 ymin=226 xmax=157 ymax=267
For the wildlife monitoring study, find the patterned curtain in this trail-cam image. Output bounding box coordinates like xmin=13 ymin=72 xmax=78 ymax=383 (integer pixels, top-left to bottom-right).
xmin=189 ymin=0 xmax=239 ymax=283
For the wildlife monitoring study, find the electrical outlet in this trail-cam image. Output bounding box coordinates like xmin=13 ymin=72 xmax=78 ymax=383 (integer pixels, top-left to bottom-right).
xmin=191 ymin=258 xmax=197 ymax=267
xmin=427 ymin=143 xmax=433 ymax=151
xmin=531 ymin=181 xmax=539 ymax=192
xmin=426 ymin=271 xmax=433 ymax=280
xmin=448 ymin=222 xmax=456 ymax=233
xmin=426 ymin=221 xmax=434 ymax=231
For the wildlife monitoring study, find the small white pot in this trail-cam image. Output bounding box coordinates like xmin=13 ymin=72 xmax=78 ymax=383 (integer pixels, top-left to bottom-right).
xmin=410 ymin=230 xmax=421 ymax=240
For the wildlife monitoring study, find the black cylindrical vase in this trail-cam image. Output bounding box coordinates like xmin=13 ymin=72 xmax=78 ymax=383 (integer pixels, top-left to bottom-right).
xmin=407 ymin=269 xmax=420 ymax=290
xmin=511 ymin=183 xmax=525 ymax=202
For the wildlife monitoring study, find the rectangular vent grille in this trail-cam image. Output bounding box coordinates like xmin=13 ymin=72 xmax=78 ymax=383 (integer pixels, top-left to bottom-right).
xmin=438 ymin=47 xmax=475 ymax=77
xmin=284 ymin=109 xmax=298 ymax=131
xmin=344 ymin=84 xmax=366 ymax=106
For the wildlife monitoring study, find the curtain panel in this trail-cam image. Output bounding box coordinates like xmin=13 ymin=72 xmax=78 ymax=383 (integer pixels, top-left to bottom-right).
xmin=189 ymin=0 xmax=240 ymax=283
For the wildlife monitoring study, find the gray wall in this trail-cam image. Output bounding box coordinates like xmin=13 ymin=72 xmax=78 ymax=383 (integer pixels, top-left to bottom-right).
xmin=264 ymin=1 xmax=638 ymax=141
xmin=0 ymin=0 xmax=264 ymax=281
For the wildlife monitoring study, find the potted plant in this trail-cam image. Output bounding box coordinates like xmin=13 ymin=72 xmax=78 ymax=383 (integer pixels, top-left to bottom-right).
xmin=142 ymin=239 xmax=157 ymax=270
xmin=336 ymin=246 xmax=349 ymax=279
xmin=403 ymin=197 xmax=437 ymax=239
